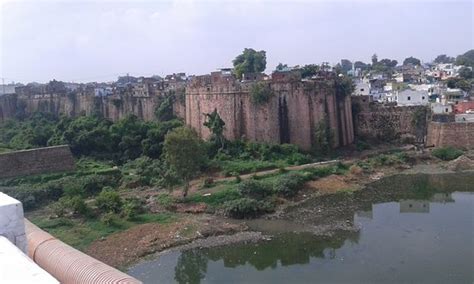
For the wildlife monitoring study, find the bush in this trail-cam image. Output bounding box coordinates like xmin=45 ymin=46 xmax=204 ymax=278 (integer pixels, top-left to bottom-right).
xmin=52 ymin=196 xmax=91 ymax=217
xmin=100 ymin=212 xmax=119 ymax=226
xmin=237 ymin=180 xmax=272 ymax=199
xmin=273 ymin=173 xmax=306 ymax=197
xmin=122 ymin=197 xmax=145 ymax=219
xmin=95 ymin=189 xmax=123 ymax=213
xmin=432 ymin=147 xmax=463 ymax=161
xmin=222 ymin=198 xmax=274 ymax=219
xmin=250 ymin=82 xmax=273 ymax=105
xmin=156 ymin=193 xmax=175 ymax=209
xmin=304 ymin=166 xmax=333 ymax=179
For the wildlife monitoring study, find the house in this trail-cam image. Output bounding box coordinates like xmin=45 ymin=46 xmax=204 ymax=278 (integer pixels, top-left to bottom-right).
xmin=454 ymin=101 xmax=474 ymax=114
xmin=353 ymin=80 xmax=370 ymax=96
xmin=396 ymin=89 xmax=429 ymax=106
xmin=443 ymin=88 xmax=465 ymax=104
xmin=431 ymin=102 xmax=453 ymax=114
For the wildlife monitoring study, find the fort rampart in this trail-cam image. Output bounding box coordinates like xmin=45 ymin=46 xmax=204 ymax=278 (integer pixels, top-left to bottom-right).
xmin=426 ymin=121 xmax=474 ymax=149
xmin=352 ymin=96 xmax=426 ymax=142
xmin=0 ymin=145 xmax=75 ymax=178
xmin=186 ymin=75 xmax=354 ymax=151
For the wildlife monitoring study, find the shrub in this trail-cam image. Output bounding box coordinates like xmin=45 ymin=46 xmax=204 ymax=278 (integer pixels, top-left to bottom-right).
xmin=237 ymin=180 xmax=272 ymax=199
xmin=250 ymin=82 xmax=273 ymax=105
xmin=349 ymin=165 xmax=363 ymax=175
xmin=222 ymin=198 xmax=273 ymax=219
xmin=68 ymin=196 xmax=91 ymax=216
xmin=156 ymin=194 xmax=175 ymax=210
xmin=100 ymin=212 xmax=119 ymax=226
xmin=122 ymin=197 xmax=145 ymax=219
xmin=95 ymin=189 xmax=123 ymax=213
xmin=432 ymin=147 xmax=463 ymax=161
xmin=51 ymin=196 xmax=91 ymax=217
xmin=273 ymin=173 xmax=306 ymax=197
xmin=304 ymin=166 xmax=333 ymax=179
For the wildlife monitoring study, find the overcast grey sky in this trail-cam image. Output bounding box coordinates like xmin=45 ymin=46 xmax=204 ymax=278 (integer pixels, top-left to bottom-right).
xmin=1 ymin=0 xmax=473 ymax=83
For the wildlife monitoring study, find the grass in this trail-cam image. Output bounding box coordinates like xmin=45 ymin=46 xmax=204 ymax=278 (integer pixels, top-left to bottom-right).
xmin=432 ymin=147 xmax=463 ymax=161
xmin=185 ymin=164 xmax=344 ymax=208
xmin=30 ymin=213 xmax=175 ymax=250
xmin=217 ymin=159 xmax=285 ymax=176
xmin=185 ymin=187 xmax=241 ymax=207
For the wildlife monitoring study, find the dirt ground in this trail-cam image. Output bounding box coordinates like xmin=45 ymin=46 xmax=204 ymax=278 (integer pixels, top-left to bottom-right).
xmin=306 ymin=174 xmax=360 ymax=194
xmin=86 ymin=214 xmax=247 ymax=269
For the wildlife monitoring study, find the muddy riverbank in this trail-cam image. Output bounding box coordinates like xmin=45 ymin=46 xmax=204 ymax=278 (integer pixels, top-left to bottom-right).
xmin=88 ymin=152 xmax=474 ymax=270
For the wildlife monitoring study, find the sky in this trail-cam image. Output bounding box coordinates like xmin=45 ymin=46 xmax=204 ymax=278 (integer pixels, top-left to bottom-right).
xmin=0 ymin=0 xmax=473 ymax=83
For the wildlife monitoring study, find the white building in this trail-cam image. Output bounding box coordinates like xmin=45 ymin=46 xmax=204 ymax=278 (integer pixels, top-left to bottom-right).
xmin=431 ymin=102 xmax=453 ymax=114
xmin=396 ymin=89 xmax=429 ymax=106
xmin=353 ymin=80 xmax=370 ymax=96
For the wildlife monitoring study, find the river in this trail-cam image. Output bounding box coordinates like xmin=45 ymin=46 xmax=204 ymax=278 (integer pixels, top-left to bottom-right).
xmin=128 ymin=173 xmax=474 ymax=283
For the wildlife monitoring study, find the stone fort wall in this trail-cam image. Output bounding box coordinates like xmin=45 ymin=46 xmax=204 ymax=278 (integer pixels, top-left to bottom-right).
xmin=426 ymin=121 xmax=474 ymax=149
xmin=0 ymin=92 xmax=186 ymax=123
xmin=352 ymin=96 xmax=426 ymax=142
xmin=186 ymin=76 xmax=354 ymax=151
xmin=0 ymin=146 xmax=76 ymax=179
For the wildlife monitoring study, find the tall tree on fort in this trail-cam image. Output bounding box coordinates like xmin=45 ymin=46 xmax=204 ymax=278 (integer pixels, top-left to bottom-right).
xmin=232 ymin=48 xmax=267 ymax=79
xmin=340 ymin=59 xmax=353 ymax=74
xmin=434 ymin=54 xmax=455 ymax=64
xmin=163 ymin=127 xmax=207 ymax=197
xmin=403 ymin=56 xmax=421 ymax=66
xmin=204 ymin=108 xmax=226 ymax=150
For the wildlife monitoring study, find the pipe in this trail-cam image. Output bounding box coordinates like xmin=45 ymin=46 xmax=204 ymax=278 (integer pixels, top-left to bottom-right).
xmin=24 ymin=219 xmax=141 ymax=284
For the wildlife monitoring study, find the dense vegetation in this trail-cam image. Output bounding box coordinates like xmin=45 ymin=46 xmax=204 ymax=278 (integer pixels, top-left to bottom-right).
xmin=431 ymin=147 xmax=464 ymax=161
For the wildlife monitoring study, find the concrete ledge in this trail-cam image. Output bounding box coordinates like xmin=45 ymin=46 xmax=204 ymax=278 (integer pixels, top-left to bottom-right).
xmin=0 ymin=192 xmax=26 ymax=252
xmin=0 ymin=236 xmax=58 ymax=283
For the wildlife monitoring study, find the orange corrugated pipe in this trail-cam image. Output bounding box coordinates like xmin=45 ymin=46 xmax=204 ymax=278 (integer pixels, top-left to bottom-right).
xmin=24 ymin=219 xmax=142 ymax=284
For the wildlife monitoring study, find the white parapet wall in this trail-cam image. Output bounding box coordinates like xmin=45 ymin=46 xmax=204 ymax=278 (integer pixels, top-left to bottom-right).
xmin=0 ymin=236 xmax=59 ymax=283
xmin=0 ymin=192 xmax=58 ymax=283
xmin=0 ymin=192 xmax=27 ymax=253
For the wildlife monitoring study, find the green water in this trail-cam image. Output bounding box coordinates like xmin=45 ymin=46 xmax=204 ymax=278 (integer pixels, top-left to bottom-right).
xmin=129 ymin=173 xmax=474 ymax=283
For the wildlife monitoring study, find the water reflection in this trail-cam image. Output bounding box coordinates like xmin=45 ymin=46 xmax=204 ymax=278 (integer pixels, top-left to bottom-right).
xmin=129 ymin=173 xmax=474 ymax=284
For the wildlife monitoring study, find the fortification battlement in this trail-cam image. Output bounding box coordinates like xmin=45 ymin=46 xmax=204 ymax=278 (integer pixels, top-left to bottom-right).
xmin=187 ymin=72 xmax=336 ymax=97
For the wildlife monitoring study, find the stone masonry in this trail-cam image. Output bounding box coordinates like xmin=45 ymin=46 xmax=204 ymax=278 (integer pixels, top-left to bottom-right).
xmin=0 ymin=145 xmax=76 ymax=179
xmin=186 ymin=72 xmax=354 ymax=151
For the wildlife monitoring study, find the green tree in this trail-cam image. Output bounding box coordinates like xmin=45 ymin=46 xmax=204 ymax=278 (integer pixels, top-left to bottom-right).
xmin=458 ymin=67 xmax=473 ymax=79
xmin=299 ymin=64 xmax=320 ymax=78
xmin=403 ymin=56 xmax=421 ymax=66
xmin=232 ymin=48 xmax=267 ymax=79
xmin=434 ymin=54 xmax=455 ymax=64
xmin=275 ymin=63 xmax=289 ymax=71
xmin=340 ymin=59 xmax=352 ymax=74
xmin=335 ymin=75 xmax=355 ymax=99
xmin=312 ymin=115 xmax=333 ymax=156
xmin=455 ymin=49 xmax=474 ymax=67
xmin=354 ymin=61 xmax=369 ymax=71
xmin=455 ymin=80 xmax=472 ymax=92
xmin=155 ymin=94 xmax=175 ymax=122
xmin=163 ymin=127 xmax=207 ymax=197
xmin=250 ymin=82 xmax=273 ymax=105
xmin=371 ymin=54 xmax=378 ymax=65
xmin=203 ymin=108 xmax=226 ymax=150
